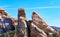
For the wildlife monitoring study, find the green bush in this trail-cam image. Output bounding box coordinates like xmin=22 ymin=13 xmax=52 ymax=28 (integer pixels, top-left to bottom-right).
xmin=0 ymin=30 xmax=17 ymax=37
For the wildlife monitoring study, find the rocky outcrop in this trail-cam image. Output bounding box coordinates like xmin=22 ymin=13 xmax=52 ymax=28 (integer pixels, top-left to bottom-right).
xmin=0 ymin=8 xmax=10 ymax=18
xmin=17 ymin=8 xmax=27 ymax=37
xmin=27 ymin=20 xmax=47 ymax=37
xmin=32 ymin=12 xmax=54 ymax=33
xmin=0 ymin=8 xmax=55 ymax=37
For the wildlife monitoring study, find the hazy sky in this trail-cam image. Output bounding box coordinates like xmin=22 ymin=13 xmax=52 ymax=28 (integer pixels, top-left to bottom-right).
xmin=0 ymin=0 xmax=60 ymax=27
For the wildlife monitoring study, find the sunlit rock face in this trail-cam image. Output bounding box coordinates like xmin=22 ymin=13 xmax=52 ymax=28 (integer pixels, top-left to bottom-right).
xmin=32 ymin=12 xmax=54 ymax=33
xmin=0 ymin=8 xmax=15 ymax=34
xmin=0 ymin=8 xmax=10 ymax=18
xmin=0 ymin=8 xmax=14 ymax=26
xmin=0 ymin=8 xmax=55 ymax=37
xmin=27 ymin=20 xmax=47 ymax=37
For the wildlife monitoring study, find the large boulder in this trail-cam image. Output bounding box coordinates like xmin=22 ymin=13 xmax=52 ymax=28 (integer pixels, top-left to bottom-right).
xmin=0 ymin=8 xmax=10 ymax=18
xmin=32 ymin=12 xmax=54 ymax=33
xmin=27 ymin=20 xmax=47 ymax=37
xmin=3 ymin=18 xmax=15 ymax=32
xmin=17 ymin=8 xmax=27 ymax=37
xmin=0 ymin=9 xmax=15 ymax=33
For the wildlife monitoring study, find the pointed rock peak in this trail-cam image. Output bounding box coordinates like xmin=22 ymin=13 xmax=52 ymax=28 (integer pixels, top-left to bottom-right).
xmin=32 ymin=12 xmax=43 ymax=24
xmin=32 ymin=12 xmax=43 ymax=19
xmin=32 ymin=12 xmax=54 ymax=33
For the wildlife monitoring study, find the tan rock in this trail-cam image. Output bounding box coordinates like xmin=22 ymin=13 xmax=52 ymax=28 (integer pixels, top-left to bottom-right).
xmin=17 ymin=8 xmax=27 ymax=37
xmin=0 ymin=8 xmax=10 ymax=18
xmin=28 ymin=20 xmax=47 ymax=37
xmin=32 ymin=12 xmax=54 ymax=33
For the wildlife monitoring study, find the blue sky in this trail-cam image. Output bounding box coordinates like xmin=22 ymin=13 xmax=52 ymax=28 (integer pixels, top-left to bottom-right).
xmin=0 ymin=0 xmax=60 ymax=27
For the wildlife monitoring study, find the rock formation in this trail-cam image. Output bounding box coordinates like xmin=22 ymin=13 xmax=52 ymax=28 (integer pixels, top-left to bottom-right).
xmin=17 ymin=8 xmax=27 ymax=37
xmin=0 ymin=8 xmax=10 ymax=18
xmin=0 ymin=8 xmax=55 ymax=37
xmin=32 ymin=12 xmax=54 ymax=33
xmin=27 ymin=20 xmax=47 ymax=37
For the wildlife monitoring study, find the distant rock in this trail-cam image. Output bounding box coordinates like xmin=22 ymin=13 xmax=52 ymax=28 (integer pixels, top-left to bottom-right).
xmin=51 ymin=26 xmax=60 ymax=31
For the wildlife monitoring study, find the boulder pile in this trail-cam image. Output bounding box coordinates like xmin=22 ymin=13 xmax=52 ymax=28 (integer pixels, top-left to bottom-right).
xmin=0 ymin=8 xmax=55 ymax=37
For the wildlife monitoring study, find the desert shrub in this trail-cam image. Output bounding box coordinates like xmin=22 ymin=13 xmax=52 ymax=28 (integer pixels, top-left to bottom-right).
xmin=52 ymin=29 xmax=60 ymax=37
xmin=47 ymin=29 xmax=60 ymax=37
xmin=0 ymin=29 xmax=60 ymax=37
xmin=0 ymin=30 xmax=17 ymax=37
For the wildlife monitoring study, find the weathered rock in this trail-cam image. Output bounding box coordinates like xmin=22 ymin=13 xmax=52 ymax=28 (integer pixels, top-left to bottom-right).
xmin=0 ymin=8 xmax=15 ymax=37
xmin=17 ymin=8 xmax=27 ymax=37
xmin=27 ymin=20 xmax=47 ymax=37
xmin=0 ymin=8 xmax=55 ymax=37
xmin=10 ymin=17 xmax=18 ymax=27
xmin=32 ymin=12 xmax=54 ymax=33
xmin=0 ymin=8 xmax=10 ymax=18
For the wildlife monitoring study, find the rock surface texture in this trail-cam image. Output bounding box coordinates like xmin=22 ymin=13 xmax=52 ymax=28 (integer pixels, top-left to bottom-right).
xmin=0 ymin=8 xmax=55 ymax=37
xmin=17 ymin=8 xmax=27 ymax=37
xmin=32 ymin=12 xmax=54 ymax=33
xmin=27 ymin=20 xmax=47 ymax=37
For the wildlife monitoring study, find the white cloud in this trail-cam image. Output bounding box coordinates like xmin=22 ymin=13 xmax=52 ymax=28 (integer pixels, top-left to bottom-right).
xmin=0 ymin=5 xmax=17 ymax=9
xmin=0 ymin=6 xmax=60 ymax=10
xmin=26 ymin=6 xmax=60 ymax=10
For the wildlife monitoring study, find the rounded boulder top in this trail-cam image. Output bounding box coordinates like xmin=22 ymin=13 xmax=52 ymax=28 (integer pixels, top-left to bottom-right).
xmin=0 ymin=8 xmax=4 ymax=11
